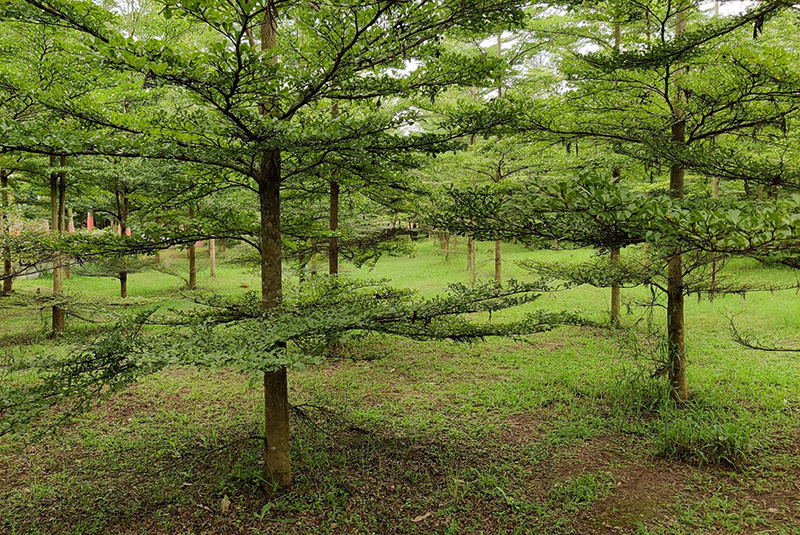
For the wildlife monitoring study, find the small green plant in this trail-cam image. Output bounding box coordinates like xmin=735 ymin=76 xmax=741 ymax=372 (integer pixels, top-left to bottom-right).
xmin=655 ymin=408 xmax=758 ymax=469
xmin=253 ymin=503 xmax=272 ymax=521
xmin=548 ymin=470 xmax=615 ymax=511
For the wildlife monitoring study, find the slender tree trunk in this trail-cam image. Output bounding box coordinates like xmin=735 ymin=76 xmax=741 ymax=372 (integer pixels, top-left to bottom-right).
xmin=493 ymin=34 xmax=503 ymax=286
xmin=451 ymin=235 xmax=458 ymax=254
xmin=610 ymin=247 xmax=622 ymax=327
xmin=259 ymin=11 xmax=291 ymax=489
xmin=444 ymin=233 xmax=450 ymax=261
xmin=469 ymin=238 xmax=477 ymax=280
xmin=1 ymin=170 xmax=11 ymax=296
xmin=329 ymin=102 xmax=340 ymax=275
xmin=709 ymin=2 xmax=720 ymax=296
xmin=310 ymin=239 xmax=318 ymax=276
xmin=221 ymin=238 xmax=227 ymax=254
xmin=64 ymin=208 xmax=73 ymax=280
xmin=710 ymin=176 xmax=720 ymax=295
xmin=466 ymin=237 xmax=473 ymax=275
xmin=188 ymin=203 xmax=197 ymax=290
xmin=209 ymin=238 xmax=216 ymax=277
xmin=119 ymin=189 xmax=129 ymax=298
xmin=120 ymin=267 xmax=128 ymax=298
xmin=51 ymin=156 xmax=66 ymax=334
xmin=494 ymin=240 xmax=502 ymax=285
xmin=667 ymin=7 xmax=689 ymax=402
xmin=609 ymin=24 xmax=622 ymax=327
xmin=329 ymin=178 xmax=339 ymax=275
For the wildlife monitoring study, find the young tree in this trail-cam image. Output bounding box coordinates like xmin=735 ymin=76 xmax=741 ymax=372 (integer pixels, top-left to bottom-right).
xmin=2 ymin=0 xmax=528 ymax=486
xmin=436 ymin=0 xmax=800 ymax=401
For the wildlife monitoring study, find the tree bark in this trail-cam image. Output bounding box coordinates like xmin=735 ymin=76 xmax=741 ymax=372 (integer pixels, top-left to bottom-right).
xmin=51 ymin=156 xmax=66 ymax=334
xmin=259 ymin=10 xmax=292 ymax=489
xmin=258 ymin=149 xmax=291 ymax=488
xmin=119 ymin=188 xmax=129 ymax=298
xmin=1 ymin=169 xmax=11 ymax=296
xmin=329 ymin=178 xmax=339 ymax=275
xmin=609 ymin=23 xmax=622 ymax=328
xmin=188 ymin=203 xmax=197 ymax=290
xmin=667 ymin=6 xmax=689 ymax=402
xmin=209 ymin=238 xmax=216 ymax=277
xmin=64 ymin=208 xmax=73 ymax=280
xmin=329 ymin=102 xmax=340 ymax=275
xmin=494 ymin=240 xmax=502 ymax=285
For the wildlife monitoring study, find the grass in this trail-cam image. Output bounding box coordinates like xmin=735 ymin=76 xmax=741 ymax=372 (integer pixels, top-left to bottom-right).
xmin=1 ymin=238 xmax=799 ymax=534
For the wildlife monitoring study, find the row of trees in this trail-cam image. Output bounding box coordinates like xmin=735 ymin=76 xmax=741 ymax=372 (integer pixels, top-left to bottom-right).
xmin=434 ymin=0 xmax=800 ymax=403
xmin=0 ymin=0 xmax=548 ymax=489
xmin=2 ymin=0 xmax=799 ymax=489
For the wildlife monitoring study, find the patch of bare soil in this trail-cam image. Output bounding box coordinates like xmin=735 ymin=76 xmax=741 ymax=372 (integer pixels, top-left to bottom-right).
xmin=502 ymin=413 xmax=548 ymax=444
xmin=582 ymin=460 xmax=686 ymax=534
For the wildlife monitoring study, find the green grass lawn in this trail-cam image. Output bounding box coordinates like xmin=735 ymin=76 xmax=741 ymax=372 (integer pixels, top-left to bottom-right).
xmin=1 ymin=239 xmax=799 ymax=534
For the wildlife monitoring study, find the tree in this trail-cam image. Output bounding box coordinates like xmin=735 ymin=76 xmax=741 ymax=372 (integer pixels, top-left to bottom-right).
xmin=1 ymin=0 xmax=528 ymax=487
xmin=435 ymin=0 xmax=800 ymax=401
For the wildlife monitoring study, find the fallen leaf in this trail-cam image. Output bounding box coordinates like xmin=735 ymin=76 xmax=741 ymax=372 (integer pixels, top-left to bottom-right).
xmin=412 ymin=512 xmax=432 ymax=523
xmin=768 ymin=507 xmax=779 ymax=513
xmin=220 ymin=495 xmax=232 ymax=515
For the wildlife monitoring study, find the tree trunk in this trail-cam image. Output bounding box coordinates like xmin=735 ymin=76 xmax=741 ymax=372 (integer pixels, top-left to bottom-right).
xmin=451 ymin=235 xmax=458 ymax=254
xmin=258 ymin=149 xmax=291 ymax=488
xmin=310 ymin=239 xmax=318 ymax=277
xmin=466 ymin=237 xmax=474 ymax=276
xmin=610 ymin=247 xmax=622 ymax=327
xmin=667 ymin=7 xmax=689 ymax=402
xmin=609 ymin=24 xmax=622 ymax=328
xmin=710 ymin=175 xmax=720 ymax=294
xmin=119 ymin=189 xmax=129 ymax=298
xmin=64 ymin=208 xmax=73 ymax=280
xmin=329 ymin=178 xmax=339 ymax=275
xmin=51 ymin=156 xmax=66 ymax=334
xmin=221 ymin=237 xmax=227 ymax=254
xmin=469 ymin=238 xmax=477 ymax=280
xmin=259 ymin=10 xmax=291 ymax=489
xmin=209 ymin=238 xmax=216 ymax=277
xmin=1 ymin=169 xmax=11 ymax=296
xmin=710 ymin=3 xmax=720 ymax=296
xmin=329 ymin=102 xmax=340 ymax=275
xmin=188 ymin=203 xmax=197 ymax=290
xmin=494 ymin=240 xmax=502 ymax=285
xmin=493 ymin=34 xmax=503 ymax=286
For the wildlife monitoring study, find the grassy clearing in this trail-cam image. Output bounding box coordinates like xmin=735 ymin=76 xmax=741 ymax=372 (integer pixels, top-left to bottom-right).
xmin=1 ymin=239 xmax=799 ymax=534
